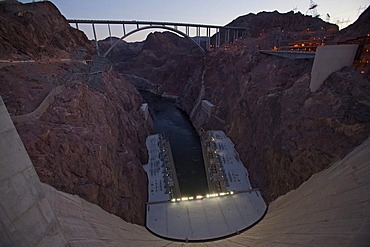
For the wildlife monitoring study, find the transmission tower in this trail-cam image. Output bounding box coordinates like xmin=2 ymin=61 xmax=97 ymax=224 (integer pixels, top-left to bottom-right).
xmin=357 ymin=5 xmax=367 ymax=17
xmin=306 ymin=0 xmax=320 ymax=18
xmin=335 ymin=18 xmax=351 ymax=29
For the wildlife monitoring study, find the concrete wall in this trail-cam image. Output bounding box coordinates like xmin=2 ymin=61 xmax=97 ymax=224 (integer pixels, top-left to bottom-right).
xmin=201 ymin=100 xmax=214 ymax=117
xmin=1 ymin=92 xmax=370 ymax=246
xmin=0 ymin=97 xmax=67 ymax=247
xmin=45 ymin=135 xmax=370 ymax=246
xmin=310 ymin=44 xmax=358 ymax=92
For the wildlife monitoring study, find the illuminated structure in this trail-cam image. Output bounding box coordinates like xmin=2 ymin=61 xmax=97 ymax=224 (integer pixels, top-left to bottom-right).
xmin=340 ymin=34 xmax=370 ymax=75
xmin=144 ymin=132 xmax=266 ymax=241
xmin=144 ymin=134 xmax=181 ymax=203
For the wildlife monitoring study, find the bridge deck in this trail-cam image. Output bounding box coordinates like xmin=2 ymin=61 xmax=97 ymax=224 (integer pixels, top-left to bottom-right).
xmin=67 ymin=19 xmax=248 ymax=30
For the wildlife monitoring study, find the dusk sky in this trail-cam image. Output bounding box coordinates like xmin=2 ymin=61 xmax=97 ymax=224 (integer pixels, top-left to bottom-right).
xmin=20 ymin=0 xmax=369 ymax=42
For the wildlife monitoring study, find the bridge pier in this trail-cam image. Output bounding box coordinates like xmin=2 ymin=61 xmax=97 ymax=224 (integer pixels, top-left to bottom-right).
xmin=92 ymin=23 xmax=100 ymax=55
xmin=217 ymin=28 xmax=221 ymax=47
xmin=206 ymin=27 xmax=210 ymax=49
xmin=224 ymin=29 xmax=227 ymax=45
xmin=108 ymin=24 xmax=112 ymax=46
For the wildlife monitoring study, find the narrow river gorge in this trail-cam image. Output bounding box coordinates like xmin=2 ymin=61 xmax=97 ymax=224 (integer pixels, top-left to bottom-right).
xmin=140 ymin=91 xmax=208 ymax=196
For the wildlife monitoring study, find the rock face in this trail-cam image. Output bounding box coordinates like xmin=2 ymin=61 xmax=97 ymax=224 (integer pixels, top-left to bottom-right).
xmin=333 ymin=6 xmax=370 ymax=42
xmin=102 ymin=9 xmax=369 ymax=204
xmin=99 ymin=37 xmax=143 ymax=63
xmin=215 ymin=10 xmax=338 ymax=47
xmin=0 ymin=1 xmax=148 ymax=225
xmin=177 ymin=26 xmax=370 ymax=202
xmin=0 ymin=61 xmax=149 ymax=225
xmin=102 ymin=31 xmax=204 ymax=96
xmin=0 ymin=1 xmax=94 ymax=59
xmin=181 ymin=48 xmax=370 ymax=201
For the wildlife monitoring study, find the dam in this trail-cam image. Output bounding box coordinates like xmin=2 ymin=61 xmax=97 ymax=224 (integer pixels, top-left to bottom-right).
xmin=1 ymin=94 xmax=369 ymax=245
xmin=1 ymin=1 xmax=369 ymax=245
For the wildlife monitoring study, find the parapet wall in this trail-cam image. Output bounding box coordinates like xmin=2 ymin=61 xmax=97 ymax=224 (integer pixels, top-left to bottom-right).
xmin=0 ymin=97 xmax=67 ymax=247
xmin=310 ymin=44 xmax=358 ymax=92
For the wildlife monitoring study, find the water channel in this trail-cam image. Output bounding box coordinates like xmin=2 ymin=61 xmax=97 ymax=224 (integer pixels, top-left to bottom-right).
xmin=140 ymin=91 xmax=208 ymax=196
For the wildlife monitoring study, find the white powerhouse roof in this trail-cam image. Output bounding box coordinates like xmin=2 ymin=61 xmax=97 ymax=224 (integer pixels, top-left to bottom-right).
xmin=144 ymin=131 xmax=267 ymax=241
xmin=147 ymin=191 xmax=266 ymax=241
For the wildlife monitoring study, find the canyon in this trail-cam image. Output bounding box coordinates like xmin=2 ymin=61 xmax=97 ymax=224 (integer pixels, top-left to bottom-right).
xmin=103 ymin=9 xmax=370 ymax=202
xmin=0 ymin=0 xmax=369 ymax=241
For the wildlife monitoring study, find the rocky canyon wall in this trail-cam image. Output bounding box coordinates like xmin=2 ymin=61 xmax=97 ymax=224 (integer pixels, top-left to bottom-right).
xmin=175 ymin=8 xmax=370 ymax=203
xmin=101 ymin=8 xmax=370 ymax=204
xmin=101 ymin=31 xmax=204 ymax=96
xmin=178 ymin=45 xmax=370 ymax=202
xmin=0 ymin=60 xmax=149 ymax=225
xmin=0 ymin=1 xmax=149 ymax=225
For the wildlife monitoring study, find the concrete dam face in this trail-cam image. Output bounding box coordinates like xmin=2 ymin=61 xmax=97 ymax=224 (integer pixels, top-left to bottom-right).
xmin=1 ymin=94 xmax=369 ymax=246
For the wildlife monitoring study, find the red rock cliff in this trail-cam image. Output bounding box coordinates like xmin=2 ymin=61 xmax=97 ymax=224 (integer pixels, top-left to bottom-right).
xmin=0 ymin=1 xmax=148 ymax=225
xmin=0 ymin=1 xmax=94 ymax=59
xmin=177 ymin=11 xmax=370 ymax=202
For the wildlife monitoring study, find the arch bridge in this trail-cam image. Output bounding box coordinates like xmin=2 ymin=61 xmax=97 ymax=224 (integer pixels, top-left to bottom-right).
xmin=67 ymin=19 xmax=249 ymax=56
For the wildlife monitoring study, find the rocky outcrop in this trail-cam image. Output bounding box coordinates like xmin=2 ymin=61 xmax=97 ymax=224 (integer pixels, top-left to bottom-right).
xmin=178 ymin=45 xmax=370 ymax=202
xmin=101 ymin=9 xmax=368 ymax=204
xmin=0 ymin=1 xmax=148 ymax=225
xmin=98 ymin=37 xmax=143 ymax=63
xmin=0 ymin=1 xmax=94 ymax=60
xmin=0 ymin=61 xmax=149 ymax=225
xmin=333 ymin=6 xmax=370 ymax=42
xmin=102 ymin=31 xmax=204 ymax=96
xmin=227 ymin=10 xmax=338 ymax=33
xmin=214 ymin=10 xmax=339 ymax=47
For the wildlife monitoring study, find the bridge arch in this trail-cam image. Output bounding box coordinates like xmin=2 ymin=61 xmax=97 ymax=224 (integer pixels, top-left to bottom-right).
xmin=103 ymin=25 xmax=205 ymax=57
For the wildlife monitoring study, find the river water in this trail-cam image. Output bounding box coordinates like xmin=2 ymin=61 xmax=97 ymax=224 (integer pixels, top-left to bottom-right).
xmin=140 ymin=91 xmax=208 ymax=196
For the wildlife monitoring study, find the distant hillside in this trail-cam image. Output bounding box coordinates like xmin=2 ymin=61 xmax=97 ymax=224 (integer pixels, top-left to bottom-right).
xmin=103 ymin=31 xmax=204 ymax=95
xmin=98 ymin=37 xmax=143 ymax=63
xmin=212 ymin=10 xmax=339 ymax=46
xmin=333 ymin=6 xmax=370 ymax=42
xmin=228 ymin=10 xmax=338 ymax=33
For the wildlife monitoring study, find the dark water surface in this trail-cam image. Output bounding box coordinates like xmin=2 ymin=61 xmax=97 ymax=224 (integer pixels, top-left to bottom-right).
xmin=140 ymin=91 xmax=208 ymax=196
